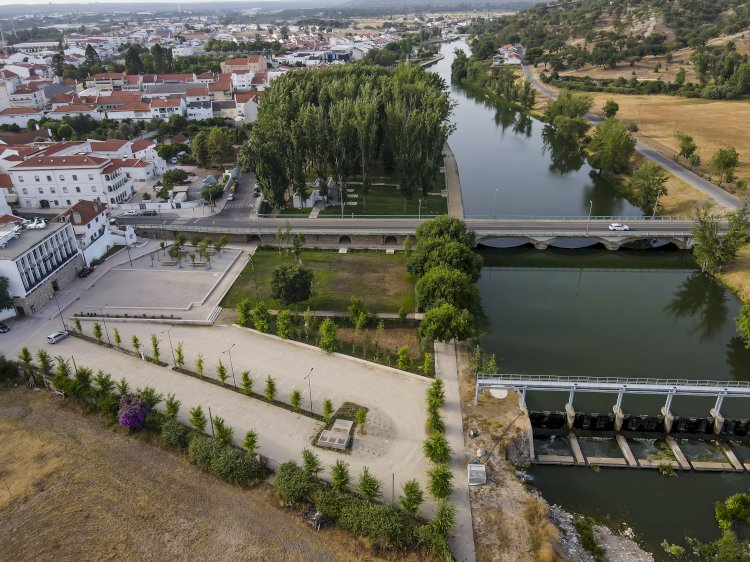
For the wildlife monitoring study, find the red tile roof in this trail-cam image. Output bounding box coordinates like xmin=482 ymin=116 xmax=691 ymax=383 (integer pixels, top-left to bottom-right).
xmin=150 ymin=98 xmax=182 ymax=108
xmin=108 ymin=102 xmax=151 ymax=112
xmin=89 ymin=139 xmax=129 ymax=152
xmin=0 ymin=107 xmax=42 ymax=115
xmin=48 ymin=104 xmax=97 ymax=113
xmin=55 ymin=199 xmax=107 ymax=225
xmin=0 ymin=174 xmax=13 ymax=188
xmin=11 ymin=155 xmax=108 ymax=169
xmin=130 ymin=140 xmax=155 ymax=153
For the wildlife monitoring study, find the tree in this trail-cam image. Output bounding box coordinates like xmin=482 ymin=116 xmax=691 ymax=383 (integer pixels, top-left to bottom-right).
xmin=208 ymin=127 xmax=233 ymax=167
xmin=422 ymin=353 xmax=434 ymax=376
xmin=243 ymin=429 xmax=259 ymax=454
xmin=195 ymin=353 xmax=205 ymax=378
xmin=174 ymin=341 xmax=184 ymax=369
xmin=150 ymin=334 xmax=160 ymax=362
xmin=17 ymin=347 xmax=33 ymax=374
xmin=162 ymin=168 xmax=188 ymax=188
xmin=292 ymin=233 xmax=305 ymax=262
xmin=264 ymin=375 xmax=277 ymax=402
xmin=113 ymin=327 xmax=121 ymax=348
xmin=318 ymin=318 xmax=338 ymax=353
xmin=290 ymin=388 xmax=302 ymax=411
xmin=544 ymin=90 xmax=593 ymax=122
xmin=93 ymin=321 xmax=103 ymax=344
xmin=270 ymin=265 xmax=313 ymax=305
xmin=164 ymin=393 xmax=181 ymax=419
xmin=399 ymin=479 xmax=424 ymax=514
xmin=407 ymin=239 xmax=483 ymax=281
xmin=84 ymin=44 xmax=101 ymax=66
xmin=396 ymin=346 xmax=411 ymax=371
xmin=602 ymin=99 xmax=619 ymax=119
xmin=415 ymin=215 xmax=475 ymax=247
xmin=710 ymin=146 xmax=740 ymax=186
xmin=216 ymin=360 xmax=228 ymax=384
xmin=192 ymin=131 xmax=210 ymax=167
xmin=419 ymin=303 xmax=475 ymax=343
xmin=355 ymin=408 xmax=367 ymax=434
xmin=36 ymin=349 xmax=53 ymax=377
xmin=331 ymin=459 xmax=351 ymax=491
xmin=301 ymin=448 xmax=323 ymax=476
xmin=253 ymin=301 xmax=270 ymax=333
xmin=693 ymin=204 xmax=750 ymax=274
xmin=423 ymin=432 xmax=452 ymax=464
xmin=356 ymin=467 xmax=382 ymax=501
xmin=132 ymin=335 xmax=141 ymax=355
xmin=427 ymin=463 xmax=454 ymax=499
xmin=416 ymin=265 xmax=478 ymax=311
xmin=587 ymin=118 xmax=636 ymax=173
xmin=430 ymin=499 xmax=456 ymax=537
xmin=323 ymin=398 xmax=334 ymax=424
xmin=124 ymin=46 xmax=144 ymax=74
xmin=629 ymin=161 xmax=669 ymax=214
xmin=276 ymin=309 xmax=292 ymax=339
xmin=675 ymin=130 xmax=697 ymax=163
xmin=0 ymin=277 xmax=13 ymax=311
xmin=213 ymin=416 xmax=234 ymax=445
xmin=241 ymin=370 xmax=253 ymax=395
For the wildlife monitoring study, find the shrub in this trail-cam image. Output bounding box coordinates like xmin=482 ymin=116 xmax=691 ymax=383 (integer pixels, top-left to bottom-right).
xmin=274 ymin=461 xmax=316 ymax=506
xmin=355 ymin=408 xmax=367 ymax=434
xmin=423 ymin=432 xmax=452 ymax=464
xmin=118 ymin=395 xmax=148 ymax=430
xmin=93 ymin=321 xmax=103 ymax=343
xmin=290 ymin=388 xmax=302 ymax=412
xmin=301 ymin=448 xmax=322 ymax=476
xmin=209 ymin=446 xmax=264 ymax=485
xmin=276 ymin=309 xmax=292 ymax=339
xmin=213 ymin=415 xmax=234 ymax=445
xmin=74 ymin=317 xmax=82 ymax=333
xmin=190 ymin=405 xmax=207 ymax=432
xmin=331 ymin=459 xmax=351 ymax=491
xmin=422 ymin=352 xmax=434 ymax=376
xmin=399 ymin=479 xmax=424 ymax=514
xmin=164 ymin=393 xmax=180 ymax=419
xmin=189 ymin=434 xmax=223 ymax=470
xmin=396 ymin=345 xmax=411 ymax=370
xmin=264 ymin=375 xmax=277 ymax=401
xmin=356 ymin=467 xmax=382 ymax=501
xmin=318 ymin=318 xmax=338 ymax=352
xmin=426 ymin=409 xmax=445 ymax=433
xmin=253 ymin=301 xmax=270 ymax=332
xmin=427 ymin=378 xmax=445 ymax=409
xmin=242 ymin=429 xmax=258 ymax=454
xmin=314 ymin=487 xmax=354 ymax=520
xmin=241 ymin=370 xmax=253 ymax=395
xmin=338 ymin=501 xmax=414 ymax=549
xmin=427 ymin=463 xmax=454 ymax=499
xmin=323 ymin=398 xmax=334 ymax=424
xmin=161 ymin=418 xmax=191 ymax=450
xmin=216 ymin=360 xmax=228 ymax=384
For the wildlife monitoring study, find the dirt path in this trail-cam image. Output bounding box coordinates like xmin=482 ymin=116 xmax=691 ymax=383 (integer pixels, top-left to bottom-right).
xmin=0 ymin=387 xmax=421 ymax=562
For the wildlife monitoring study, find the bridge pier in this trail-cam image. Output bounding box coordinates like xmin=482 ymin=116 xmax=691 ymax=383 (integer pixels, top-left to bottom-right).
xmin=710 ymin=393 xmax=727 ymax=435
xmin=613 ymin=391 xmax=625 ymax=432
xmin=661 ymin=391 xmax=675 ymax=433
xmin=533 ymin=241 xmax=548 ymax=250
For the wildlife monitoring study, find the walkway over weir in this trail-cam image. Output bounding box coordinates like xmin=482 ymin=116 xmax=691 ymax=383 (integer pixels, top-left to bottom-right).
xmin=475 ymin=374 xmax=750 ymax=433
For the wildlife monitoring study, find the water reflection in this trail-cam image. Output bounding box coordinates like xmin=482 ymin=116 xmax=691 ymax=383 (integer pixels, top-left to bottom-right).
xmin=582 ymin=171 xmax=632 ymax=217
xmin=512 ymin=112 xmax=533 ymax=138
xmin=665 ymin=272 xmax=729 ymax=341
xmin=541 ymin=124 xmax=586 ymax=174
xmin=726 ymin=337 xmax=750 ymax=381
xmin=494 ymin=104 xmax=517 ymax=132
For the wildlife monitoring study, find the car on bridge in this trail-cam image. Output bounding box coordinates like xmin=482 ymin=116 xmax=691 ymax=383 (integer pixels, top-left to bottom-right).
xmin=608 ymin=223 xmax=630 ymax=231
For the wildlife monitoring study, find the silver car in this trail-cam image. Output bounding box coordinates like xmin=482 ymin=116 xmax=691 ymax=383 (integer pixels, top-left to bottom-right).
xmin=47 ymin=331 xmax=69 ymax=344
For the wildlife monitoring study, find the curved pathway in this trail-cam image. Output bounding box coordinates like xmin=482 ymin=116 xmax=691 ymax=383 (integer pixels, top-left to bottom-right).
xmin=521 ymin=62 xmax=742 ymax=211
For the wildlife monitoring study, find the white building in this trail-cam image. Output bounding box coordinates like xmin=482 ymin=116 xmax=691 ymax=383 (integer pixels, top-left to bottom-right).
xmin=0 ymin=219 xmax=83 ymax=316
xmin=0 ymin=107 xmax=44 ymax=127
xmin=46 ymin=104 xmax=101 ymax=121
xmin=10 ymin=155 xmax=136 ymax=210
xmin=53 ymin=199 xmax=130 ymax=265
xmin=231 ymin=71 xmax=255 ymax=91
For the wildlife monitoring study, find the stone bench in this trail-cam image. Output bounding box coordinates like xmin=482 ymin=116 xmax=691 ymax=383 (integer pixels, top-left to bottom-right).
xmin=160 ymin=260 xmax=177 ymax=266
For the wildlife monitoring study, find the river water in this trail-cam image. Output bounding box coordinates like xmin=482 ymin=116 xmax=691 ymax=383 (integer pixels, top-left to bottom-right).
xmin=429 ymin=42 xmax=750 ymax=556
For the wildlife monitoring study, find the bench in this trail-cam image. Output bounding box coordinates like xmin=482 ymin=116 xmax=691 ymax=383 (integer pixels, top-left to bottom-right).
xmin=160 ymin=260 xmax=177 ymax=266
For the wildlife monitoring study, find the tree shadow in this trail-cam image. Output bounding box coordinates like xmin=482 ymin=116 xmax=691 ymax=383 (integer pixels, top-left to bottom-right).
xmin=665 ymin=272 xmax=729 ymax=342
xmin=726 ymin=336 xmax=750 ymax=382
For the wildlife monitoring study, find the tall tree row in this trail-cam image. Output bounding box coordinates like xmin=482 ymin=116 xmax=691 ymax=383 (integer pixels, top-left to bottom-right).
xmin=241 ymin=64 xmax=454 ymax=208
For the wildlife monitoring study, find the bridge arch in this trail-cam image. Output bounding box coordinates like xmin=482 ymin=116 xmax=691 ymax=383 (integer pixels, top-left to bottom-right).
xmin=339 ymin=235 xmax=352 ymax=246
xmin=384 ymin=235 xmax=398 ymax=245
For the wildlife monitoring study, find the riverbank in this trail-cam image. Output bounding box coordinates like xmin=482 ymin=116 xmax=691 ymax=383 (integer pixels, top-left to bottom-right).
xmin=719 ymin=243 xmax=750 ymax=302
xmin=443 ymin=142 xmax=464 ymax=218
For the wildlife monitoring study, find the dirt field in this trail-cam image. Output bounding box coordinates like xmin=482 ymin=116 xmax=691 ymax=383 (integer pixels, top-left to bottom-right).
xmin=0 ymin=387 xmax=424 ymax=562
xmin=719 ymin=243 xmax=750 ymax=302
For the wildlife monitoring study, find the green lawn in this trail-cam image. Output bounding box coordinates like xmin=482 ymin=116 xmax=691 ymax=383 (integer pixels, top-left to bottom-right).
xmin=319 ymin=181 xmax=447 ymax=217
xmin=221 ymin=249 xmax=415 ymax=313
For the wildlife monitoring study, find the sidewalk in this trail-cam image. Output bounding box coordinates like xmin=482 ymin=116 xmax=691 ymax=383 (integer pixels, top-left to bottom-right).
xmin=435 ymin=341 xmax=477 ymax=562
xmin=444 ymin=142 xmax=465 ymax=219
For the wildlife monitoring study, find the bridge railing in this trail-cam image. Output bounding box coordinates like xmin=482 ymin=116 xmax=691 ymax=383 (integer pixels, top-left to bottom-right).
xmin=466 ymin=215 xmax=695 ymax=221
xmin=478 ymin=374 xmax=750 ymax=389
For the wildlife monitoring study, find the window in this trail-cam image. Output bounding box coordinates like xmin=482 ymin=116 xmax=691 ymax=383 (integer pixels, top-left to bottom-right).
xmin=34 ymin=176 xmax=40 ymax=182
xmin=72 ymin=175 xmax=78 ymax=181
xmin=66 ymin=200 xmax=71 ymax=205
xmin=46 ymin=175 xmax=52 ymax=182
xmin=59 ymin=175 xmax=64 ymax=181
xmin=88 ymin=174 xmax=93 ymax=180
xmin=63 ymin=187 xmax=68 ymax=193
xmin=38 ymin=188 xmax=43 ymax=194
xmin=54 ymin=200 xmax=58 ymax=206
xmin=91 ymin=186 xmax=97 ymax=192
xmin=21 ymin=188 xmax=28 ymax=194
xmin=50 ymin=188 xmax=56 ymax=194
xmin=75 ymin=187 xmax=81 ymax=193
xmin=18 ymin=176 xmax=23 ymax=182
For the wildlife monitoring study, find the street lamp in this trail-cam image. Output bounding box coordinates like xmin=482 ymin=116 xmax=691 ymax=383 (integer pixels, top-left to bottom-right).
xmin=97 ymin=304 xmax=112 ymax=346
xmin=50 ymin=290 xmax=66 ymax=331
xmin=223 ymin=343 xmax=237 ymax=387
xmin=304 ymin=367 xmax=314 ymax=413
xmin=651 ymin=190 xmax=664 ymax=219
xmin=585 ymin=200 xmax=593 ymax=237
xmin=493 ymin=188 xmax=500 ymax=219
xmin=161 ymin=325 xmax=177 ymax=367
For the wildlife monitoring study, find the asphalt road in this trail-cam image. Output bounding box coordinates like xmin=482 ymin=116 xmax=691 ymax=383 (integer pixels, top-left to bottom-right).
xmin=519 ymin=59 xmax=742 ymax=211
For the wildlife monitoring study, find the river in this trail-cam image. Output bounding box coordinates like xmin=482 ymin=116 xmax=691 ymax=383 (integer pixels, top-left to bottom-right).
xmin=428 ymin=42 xmax=750 ymax=557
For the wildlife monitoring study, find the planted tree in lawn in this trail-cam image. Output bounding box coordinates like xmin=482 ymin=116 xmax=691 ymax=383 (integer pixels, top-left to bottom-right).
xmin=264 ymin=375 xmax=277 ymax=402
xmin=290 ymin=388 xmax=302 ymax=412
xmin=190 ymin=405 xmax=207 ymax=432
xmin=301 ymin=448 xmax=323 ymax=476
xmin=241 ymin=370 xmax=253 ymax=395
xmin=419 ymin=303 xmax=476 ymax=343
xmin=399 ymin=479 xmax=425 ymax=514
xmin=243 ymin=429 xmax=259 ymax=454
xmin=331 ymin=459 xmax=351 ymax=491
xmin=356 ymin=467 xmax=382 ymax=501
xmin=323 ymin=398 xmax=334 ymax=424
xmin=427 ymin=463 xmax=454 ymax=499
xmin=213 ymin=416 xmax=234 ymax=445
xmin=416 ymin=265 xmax=479 ymax=311
xmin=271 ymin=265 xmax=313 ymax=305
xmin=587 ymin=118 xmax=636 ymax=174
xmin=629 ymin=161 xmax=668 ymax=215
xmin=236 ymin=298 xmax=253 ymax=327
xmin=675 ymin=130 xmax=698 ymax=163
xmin=710 ymin=146 xmax=740 ymax=186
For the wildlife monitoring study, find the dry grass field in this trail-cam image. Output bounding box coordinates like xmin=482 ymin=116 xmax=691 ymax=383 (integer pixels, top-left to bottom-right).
xmin=720 ymin=244 xmax=750 ymax=302
xmin=0 ymin=388 xmax=428 ymax=562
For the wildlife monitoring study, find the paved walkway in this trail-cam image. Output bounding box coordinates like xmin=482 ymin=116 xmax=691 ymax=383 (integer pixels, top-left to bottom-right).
xmin=444 ymin=142 xmax=465 ymax=219
xmin=520 ymin=61 xmax=742 ymax=211
xmin=435 ymin=341 xmax=476 ymax=562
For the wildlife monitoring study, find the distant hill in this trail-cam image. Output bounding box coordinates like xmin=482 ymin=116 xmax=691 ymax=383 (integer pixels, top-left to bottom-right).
xmin=339 ymin=0 xmax=533 ymax=6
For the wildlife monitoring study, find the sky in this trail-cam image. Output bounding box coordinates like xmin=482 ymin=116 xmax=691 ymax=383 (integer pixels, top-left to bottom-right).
xmin=0 ymin=0 xmax=288 ymax=6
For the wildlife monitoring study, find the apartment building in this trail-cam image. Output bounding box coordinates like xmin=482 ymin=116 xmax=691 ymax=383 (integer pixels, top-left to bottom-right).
xmin=10 ymin=155 xmax=135 ymax=209
xmin=220 ymin=55 xmax=267 ymax=74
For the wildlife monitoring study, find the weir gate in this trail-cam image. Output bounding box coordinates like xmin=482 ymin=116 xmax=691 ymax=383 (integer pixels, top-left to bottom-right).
xmin=476 ymin=375 xmax=750 ymax=472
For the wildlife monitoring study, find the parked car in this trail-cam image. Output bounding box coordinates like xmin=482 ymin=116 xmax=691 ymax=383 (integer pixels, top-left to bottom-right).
xmin=0 ymin=323 xmax=9 ymax=333
xmin=141 ymin=210 xmax=158 ymax=216
xmin=227 ymin=193 xmax=234 ymax=201
xmin=171 ymin=157 xmax=178 ymax=164
xmin=78 ymin=266 xmax=95 ymax=278
xmin=608 ymin=223 xmax=630 ymax=231
xmin=122 ymin=210 xmax=139 ymax=216
xmin=47 ymin=331 xmax=69 ymax=344
xmin=252 ymin=187 xmax=260 ymax=197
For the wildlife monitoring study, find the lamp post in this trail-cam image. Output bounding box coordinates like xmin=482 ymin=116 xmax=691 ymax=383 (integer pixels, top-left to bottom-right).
xmin=223 ymin=343 xmax=237 ymax=387
xmin=70 ymin=355 xmax=78 ymax=375
xmin=493 ymin=188 xmax=499 ymax=219
xmin=50 ymin=290 xmax=66 ymax=331
xmin=585 ymin=200 xmax=593 ymax=237
xmin=97 ymin=304 xmax=112 ymax=346
xmin=161 ymin=325 xmax=177 ymax=367
xmin=304 ymin=367 xmax=314 ymax=413
xmin=651 ymin=190 xmax=664 ymax=219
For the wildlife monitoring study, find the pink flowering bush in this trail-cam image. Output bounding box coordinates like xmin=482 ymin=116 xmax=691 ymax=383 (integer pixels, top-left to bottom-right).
xmin=118 ymin=395 xmax=148 ymax=430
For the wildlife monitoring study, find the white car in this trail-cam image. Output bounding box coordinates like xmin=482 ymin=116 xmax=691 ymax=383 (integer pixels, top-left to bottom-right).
xmin=47 ymin=331 xmax=69 ymax=344
xmin=608 ymin=223 xmax=630 ymax=231
xmin=227 ymin=193 xmax=234 ymax=201
xmin=122 ymin=210 xmax=139 ymax=216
